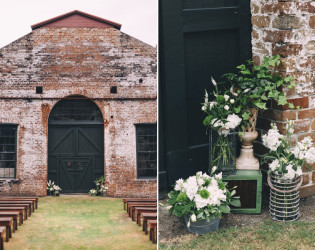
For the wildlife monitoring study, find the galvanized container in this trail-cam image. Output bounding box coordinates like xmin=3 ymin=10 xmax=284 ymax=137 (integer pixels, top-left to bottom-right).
xmin=268 ymin=174 xmax=303 ymax=222
xmin=184 ymin=214 xmax=220 ymax=234
xmin=209 ymin=129 xmax=238 ymax=175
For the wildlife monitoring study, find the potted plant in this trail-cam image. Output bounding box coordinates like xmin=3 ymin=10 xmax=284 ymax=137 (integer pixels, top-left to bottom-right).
xmin=262 ymin=121 xmax=315 ymax=221
xmin=202 ymin=77 xmax=243 ymax=174
xmin=89 ymin=189 xmax=97 ymax=196
xmin=167 ymin=167 xmax=240 ymax=234
xmin=222 ymin=55 xmax=295 ymax=170
xmin=47 ymin=180 xmax=55 ymax=196
xmin=53 ymin=185 xmax=62 ymax=197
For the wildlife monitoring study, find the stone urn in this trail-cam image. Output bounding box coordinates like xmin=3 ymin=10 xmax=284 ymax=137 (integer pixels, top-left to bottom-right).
xmin=236 ymin=131 xmax=259 ymax=170
xmin=236 ymin=108 xmax=260 ymax=170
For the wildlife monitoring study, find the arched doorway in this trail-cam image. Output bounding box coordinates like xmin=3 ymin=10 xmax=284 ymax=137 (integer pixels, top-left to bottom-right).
xmin=48 ymin=96 xmax=104 ymax=193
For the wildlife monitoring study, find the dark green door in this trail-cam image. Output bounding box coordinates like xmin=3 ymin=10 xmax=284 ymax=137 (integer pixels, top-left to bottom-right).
xmin=159 ymin=0 xmax=252 ymax=191
xmin=48 ymin=97 xmax=104 ymax=193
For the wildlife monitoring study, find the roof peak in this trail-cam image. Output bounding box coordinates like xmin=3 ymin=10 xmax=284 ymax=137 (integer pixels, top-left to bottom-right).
xmin=31 ymin=10 xmax=121 ymax=30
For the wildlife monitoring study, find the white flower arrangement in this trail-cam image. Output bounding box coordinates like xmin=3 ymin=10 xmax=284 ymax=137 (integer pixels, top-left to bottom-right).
xmin=168 ymin=167 xmax=240 ymax=225
xmin=263 ymin=121 xmax=315 ymax=180
xmin=89 ymin=189 xmax=97 ymax=196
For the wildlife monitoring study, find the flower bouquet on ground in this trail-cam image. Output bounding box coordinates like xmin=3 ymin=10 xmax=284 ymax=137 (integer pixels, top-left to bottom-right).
xmin=262 ymin=121 xmax=315 ymax=221
xmin=89 ymin=189 xmax=97 ymax=196
xmin=167 ymin=168 xmax=241 ymax=234
xmin=202 ymin=77 xmax=242 ymax=174
xmin=53 ymin=185 xmax=62 ymax=197
xmin=47 ymin=180 xmax=55 ymax=196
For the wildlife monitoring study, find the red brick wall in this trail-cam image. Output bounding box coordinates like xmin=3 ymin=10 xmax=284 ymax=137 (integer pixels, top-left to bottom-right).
xmin=251 ymin=0 xmax=315 ymax=197
xmin=0 ymin=27 xmax=157 ymax=197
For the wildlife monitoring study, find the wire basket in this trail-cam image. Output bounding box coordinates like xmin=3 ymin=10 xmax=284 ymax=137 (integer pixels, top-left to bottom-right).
xmin=209 ymin=129 xmax=238 ymax=176
xmin=268 ymin=174 xmax=303 ymax=222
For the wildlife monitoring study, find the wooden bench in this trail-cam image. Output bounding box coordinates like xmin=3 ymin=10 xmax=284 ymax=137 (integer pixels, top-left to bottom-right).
xmin=0 ymin=226 xmax=5 ymax=250
xmin=0 ymin=212 xmax=18 ymax=231
xmin=122 ymin=198 xmax=156 ymax=210
xmin=0 ymin=197 xmax=39 ymax=209
xmin=0 ymin=198 xmax=36 ymax=212
xmin=141 ymin=213 xmax=157 ymax=235
xmin=148 ymin=220 xmax=157 ymax=244
xmin=134 ymin=207 xmax=157 ymax=225
xmin=0 ymin=201 xmax=33 ymax=216
xmin=127 ymin=203 xmax=157 ymax=217
xmin=0 ymin=218 xmax=13 ymax=242
xmin=0 ymin=208 xmax=24 ymax=225
xmin=0 ymin=204 xmax=30 ymax=219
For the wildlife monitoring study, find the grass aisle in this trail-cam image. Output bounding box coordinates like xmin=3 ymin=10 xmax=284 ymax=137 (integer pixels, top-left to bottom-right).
xmin=6 ymin=196 xmax=156 ymax=250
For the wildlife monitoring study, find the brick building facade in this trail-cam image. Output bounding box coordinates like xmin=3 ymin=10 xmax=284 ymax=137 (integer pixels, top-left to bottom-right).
xmin=0 ymin=10 xmax=157 ymax=197
xmin=251 ymin=1 xmax=315 ymax=197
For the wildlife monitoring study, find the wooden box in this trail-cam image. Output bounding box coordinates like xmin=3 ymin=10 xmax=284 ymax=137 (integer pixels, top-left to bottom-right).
xmin=223 ymin=170 xmax=262 ymax=214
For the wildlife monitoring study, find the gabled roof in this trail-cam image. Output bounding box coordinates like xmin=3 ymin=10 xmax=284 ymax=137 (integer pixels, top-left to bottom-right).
xmin=31 ymin=10 xmax=121 ymax=30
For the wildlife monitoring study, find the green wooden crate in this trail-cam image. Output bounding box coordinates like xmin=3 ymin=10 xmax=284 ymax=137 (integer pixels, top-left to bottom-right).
xmin=223 ymin=170 xmax=262 ymax=214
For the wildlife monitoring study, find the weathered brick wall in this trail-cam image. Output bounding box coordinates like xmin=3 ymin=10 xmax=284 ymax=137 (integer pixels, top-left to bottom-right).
xmin=251 ymin=0 xmax=315 ymax=197
xmin=0 ymin=27 xmax=157 ymax=197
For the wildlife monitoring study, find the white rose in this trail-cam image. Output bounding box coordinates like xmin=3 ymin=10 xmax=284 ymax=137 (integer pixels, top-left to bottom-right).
xmin=224 ymin=95 xmax=230 ymax=101
xmin=230 ymin=99 xmax=235 ymax=104
xmin=224 ymin=105 xmax=229 ymax=110
xmin=244 ymin=88 xmax=250 ymax=93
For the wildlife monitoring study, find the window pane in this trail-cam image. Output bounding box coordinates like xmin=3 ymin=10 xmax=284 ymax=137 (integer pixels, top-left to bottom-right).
xmin=0 ymin=125 xmax=17 ymax=178
xmin=136 ymin=124 xmax=157 ymax=178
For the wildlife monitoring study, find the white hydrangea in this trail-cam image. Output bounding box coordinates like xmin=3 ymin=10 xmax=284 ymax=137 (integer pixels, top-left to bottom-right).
xmin=262 ymin=126 xmax=283 ymax=151
xmin=269 ymin=159 xmax=280 ymax=172
xmin=194 ymin=194 xmax=209 ymax=209
xmin=174 ymin=178 xmax=184 ymax=191
xmin=183 ymin=176 xmax=198 ymax=200
xmin=225 ymin=114 xmax=242 ymax=130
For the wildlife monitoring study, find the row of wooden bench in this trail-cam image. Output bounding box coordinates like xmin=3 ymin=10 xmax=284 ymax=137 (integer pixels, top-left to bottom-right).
xmin=0 ymin=197 xmax=39 ymax=250
xmin=123 ymin=198 xmax=157 ymax=244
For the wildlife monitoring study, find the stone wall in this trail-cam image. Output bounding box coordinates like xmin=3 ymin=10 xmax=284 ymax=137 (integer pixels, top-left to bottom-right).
xmin=0 ymin=27 xmax=157 ymax=197
xmin=251 ymin=0 xmax=315 ymax=197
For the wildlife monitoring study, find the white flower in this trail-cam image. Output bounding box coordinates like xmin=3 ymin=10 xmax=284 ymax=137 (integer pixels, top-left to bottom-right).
xmin=194 ymin=194 xmax=208 ymax=209
xmin=225 ymin=114 xmax=242 ymax=130
xmin=211 ymin=166 xmax=217 ymax=174
xmin=209 ymin=101 xmax=217 ymax=109
xmin=262 ymin=126 xmax=283 ymax=151
xmin=244 ymin=88 xmax=250 ymax=93
xmin=283 ymin=164 xmax=296 ymax=180
xmin=224 ymin=95 xmax=230 ymax=101
xmin=183 ymin=176 xmax=198 ymax=200
xmin=269 ymin=159 xmax=280 ymax=172
xmin=224 ymin=105 xmax=229 ymax=110
xmin=166 ymin=206 xmax=172 ymax=210
xmin=215 ymin=173 xmax=222 ymax=179
xmin=174 ymin=178 xmax=184 ymax=192
xmin=230 ymin=99 xmax=235 ymax=104
xmin=296 ymin=166 xmax=302 ymax=176
xmin=211 ymin=77 xmax=217 ymax=86
xmin=305 ymin=147 xmax=315 ymax=164
xmin=205 ymin=90 xmax=209 ymax=103
xmin=201 ymin=105 xmax=206 ymax=111
xmin=190 ymin=214 xmax=197 ymax=222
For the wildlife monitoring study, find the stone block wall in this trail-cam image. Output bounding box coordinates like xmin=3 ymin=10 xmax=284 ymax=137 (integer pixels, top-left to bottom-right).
xmin=251 ymin=0 xmax=315 ymax=197
xmin=0 ymin=27 xmax=157 ymax=197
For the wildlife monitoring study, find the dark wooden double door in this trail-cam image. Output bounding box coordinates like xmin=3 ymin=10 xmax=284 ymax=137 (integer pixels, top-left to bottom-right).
xmin=48 ymin=124 xmax=104 ymax=193
xmin=159 ymin=0 xmax=252 ymax=191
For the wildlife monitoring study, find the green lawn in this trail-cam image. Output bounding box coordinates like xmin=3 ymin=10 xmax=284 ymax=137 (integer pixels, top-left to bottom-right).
xmin=5 ymin=196 xmax=156 ymax=250
xmin=159 ymin=220 xmax=315 ymax=250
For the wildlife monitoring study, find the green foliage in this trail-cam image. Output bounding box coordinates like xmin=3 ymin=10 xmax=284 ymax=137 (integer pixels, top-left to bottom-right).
xmin=198 ymin=189 xmax=210 ymax=199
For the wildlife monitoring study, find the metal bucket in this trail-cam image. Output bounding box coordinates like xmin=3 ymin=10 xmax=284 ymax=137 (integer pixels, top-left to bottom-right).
xmin=184 ymin=214 xmax=220 ymax=234
xmin=267 ymin=174 xmax=303 ymax=222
